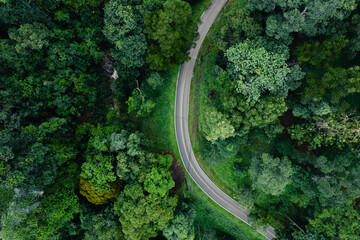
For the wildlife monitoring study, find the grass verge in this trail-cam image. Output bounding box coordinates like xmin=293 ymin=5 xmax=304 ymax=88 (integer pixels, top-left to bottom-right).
xmin=186 ymin=176 xmax=265 ymax=240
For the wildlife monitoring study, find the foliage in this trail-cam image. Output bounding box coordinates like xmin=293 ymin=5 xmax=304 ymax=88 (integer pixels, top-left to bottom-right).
xmin=250 ymin=153 xmax=293 ymax=196
xmin=226 ymin=37 xmax=304 ymax=102
xmin=114 ymin=184 xmax=178 ymax=240
xmin=9 ymin=22 xmax=53 ymax=53
xmin=216 ymin=6 xmax=262 ymax=50
xmin=127 ymin=89 xmax=155 ymax=117
xmin=144 ymin=0 xmax=196 ymax=70
xmin=289 ymin=113 xmax=360 ymax=153
xmin=294 ymin=35 xmax=349 ymax=68
xmin=248 ymin=0 xmax=357 ymax=43
xmin=79 ymin=177 xmax=121 ymax=205
xmin=146 ymin=72 xmax=163 ymax=89
xmin=81 ymin=154 xmax=116 ymax=192
xmin=80 ymin=206 xmax=123 ymax=240
xmin=200 ymin=105 xmax=235 ymax=143
xmin=0 ymin=189 xmax=80 ymax=240
xmin=308 ymin=206 xmax=360 ymax=240
xmin=103 ymin=0 xmax=146 ymax=69
xmin=144 ymin=166 xmax=175 ymax=197
xmin=163 ymin=203 xmax=196 ymax=240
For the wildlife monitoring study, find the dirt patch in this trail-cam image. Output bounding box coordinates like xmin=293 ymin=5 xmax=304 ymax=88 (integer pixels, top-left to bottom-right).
xmin=78 ymin=108 xmax=96 ymax=123
xmin=279 ymin=109 xmax=298 ymax=128
xmin=164 ymin=152 xmax=186 ymax=191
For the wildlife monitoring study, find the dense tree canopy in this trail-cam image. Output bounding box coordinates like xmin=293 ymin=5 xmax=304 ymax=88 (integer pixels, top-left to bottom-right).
xmin=248 ymin=0 xmax=357 ymax=43
xmin=144 ymin=0 xmax=196 ymax=70
xmin=226 ymin=37 xmax=304 ymax=102
xmin=250 ymin=153 xmax=293 ymax=196
xmin=2 ymin=0 xmax=360 ymax=239
xmin=194 ymin=0 xmax=360 ymax=238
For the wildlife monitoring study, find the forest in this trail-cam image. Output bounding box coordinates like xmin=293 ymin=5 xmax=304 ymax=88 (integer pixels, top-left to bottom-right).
xmin=194 ymin=0 xmax=360 ymax=239
xmin=0 ymin=0 xmax=360 ymax=240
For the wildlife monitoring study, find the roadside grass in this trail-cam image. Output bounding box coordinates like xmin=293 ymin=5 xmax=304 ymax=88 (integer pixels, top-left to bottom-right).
xmin=186 ymin=176 xmax=265 ymax=240
xmin=191 ymin=0 xmax=212 ymax=23
xmin=142 ymin=65 xmax=179 ymax=153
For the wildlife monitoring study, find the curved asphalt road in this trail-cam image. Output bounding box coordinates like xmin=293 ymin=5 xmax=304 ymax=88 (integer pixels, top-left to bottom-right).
xmin=174 ymin=1 xmax=276 ymax=239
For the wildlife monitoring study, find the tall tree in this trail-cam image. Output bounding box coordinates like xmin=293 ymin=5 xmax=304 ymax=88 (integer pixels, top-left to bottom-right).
xmin=248 ymin=0 xmax=357 ymax=43
xmin=114 ymin=184 xmax=177 ymax=240
xmin=308 ymin=206 xmax=360 ymax=239
xmin=250 ymin=153 xmax=293 ymax=196
xmin=144 ymin=0 xmax=196 ymax=70
xmin=226 ymin=37 xmax=304 ymax=102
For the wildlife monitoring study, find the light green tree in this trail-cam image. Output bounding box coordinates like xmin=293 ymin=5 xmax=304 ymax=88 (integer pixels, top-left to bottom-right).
xmin=144 ymin=167 xmax=175 ymax=197
xmin=226 ymin=37 xmax=304 ymax=102
xmin=200 ymin=106 xmax=235 ymax=143
xmin=250 ymin=153 xmax=293 ymax=195
xmin=114 ymin=184 xmax=177 ymax=240
xmin=308 ymin=206 xmax=360 ymax=239
xmin=9 ymin=22 xmax=53 ymax=53
xmin=81 ymin=155 xmax=116 ymax=192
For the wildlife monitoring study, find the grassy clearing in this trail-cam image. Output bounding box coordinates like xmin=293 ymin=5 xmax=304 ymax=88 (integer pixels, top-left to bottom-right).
xmin=142 ymin=65 xmax=179 ymax=153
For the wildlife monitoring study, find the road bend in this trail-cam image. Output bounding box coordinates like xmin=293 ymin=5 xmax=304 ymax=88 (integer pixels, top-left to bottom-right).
xmin=174 ymin=0 xmax=277 ymax=239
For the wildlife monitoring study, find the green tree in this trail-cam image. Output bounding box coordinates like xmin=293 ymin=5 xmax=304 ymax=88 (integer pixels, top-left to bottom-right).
xmin=103 ymin=0 xmax=147 ymax=69
xmin=289 ymin=113 xmax=360 ymax=152
xmin=81 ymin=207 xmax=123 ymax=240
xmin=9 ymin=22 xmax=53 ymax=53
xmin=81 ymin=154 xmax=116 ymax=192
xmin=163 ymin=203 xmax=196 ymax=240
xmin=0 ymin=0 xmax=50 ymax=26
xmin=200 ymin=106 xmax=235 ymax=143
xmin=114 ymin=184 xmax=178 ymax=240
xmin=250 ymin=153 xmax=293 ymax=196
xmin=144 ymin=0 xmax=196 ymax=70
xmin=294 ymin=35 xmax=348 ymax=68
xmin=127 ymin=89 xmax=155 ymax=117
xmin=0 ymin=189 xmax=80 ymax=240
xmin=144 ymin=167 xmax=175 ymax=197
xmin=302 ymin=66 xmax=360 ymax=105
xmin=308 ymin=206 xmax=360 ymax=240
xmin=248 ymin=0 xmax=357 ymax=43
xmin=226 ymin=37 xmax=304 ymax=102
xmin=146 ymin=72 xmax=163 ymax=89
xmin=216 ymin=6 xmax=262 ymax=50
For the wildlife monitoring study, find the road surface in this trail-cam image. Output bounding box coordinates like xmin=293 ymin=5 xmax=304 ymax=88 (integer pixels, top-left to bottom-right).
xmin=174 ymin=0 xmax=277 ymax=239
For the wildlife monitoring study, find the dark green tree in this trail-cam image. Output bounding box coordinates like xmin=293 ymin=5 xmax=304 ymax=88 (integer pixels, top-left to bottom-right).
xmin=144 ymin=0 xmax=196 ymax=70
